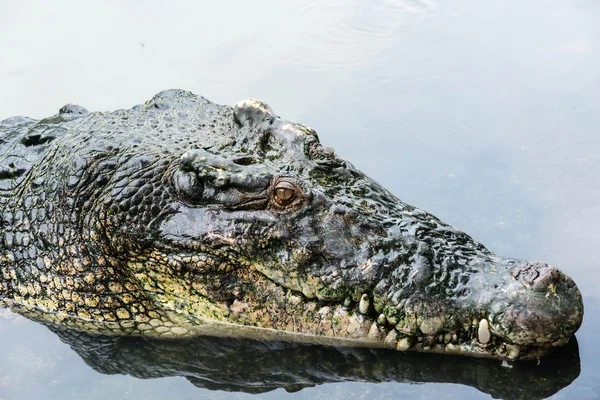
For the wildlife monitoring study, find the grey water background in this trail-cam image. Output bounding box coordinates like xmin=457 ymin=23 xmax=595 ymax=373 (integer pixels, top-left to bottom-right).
xmin=0 ymin=0 xmax=598 ymax=399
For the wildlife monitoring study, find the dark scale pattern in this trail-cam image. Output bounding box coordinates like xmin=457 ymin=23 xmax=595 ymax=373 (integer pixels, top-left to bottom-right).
xmin=0 ymin=91 xmax=241 ymax=334
xmin=0 ymin=91 xmax=584 ymax=360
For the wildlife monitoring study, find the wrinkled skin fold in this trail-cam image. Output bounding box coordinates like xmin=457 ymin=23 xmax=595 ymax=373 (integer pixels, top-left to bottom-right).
xmin=0 ymin=90 xmax=584 ymax=360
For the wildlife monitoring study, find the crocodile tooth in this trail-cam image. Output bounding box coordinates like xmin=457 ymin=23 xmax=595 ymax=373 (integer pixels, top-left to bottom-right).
xmin=384 ymin=330 xmax=398 ymax=345
xmin=446 ymin=343 xmax=459 ymax=352
xmin=437 ymin=334 xmax=444 ymax=343
xmin=506 ymin=344 xmax=521 ymax=360
xmin=444 ymin=333 xmax=453 ymax=344
xmin=358 ymin=293 xmax=370 ymax=314
xmin=343 ymin=297 xmax=352 ymax=308
xmin=367 ymin=322 xmax=384 ymax=340
xmin=417 ymin=336 xmax=423 ymax=343
xmin=452 ymin=333 xmax=458 ymax=344
xmin=376 ymin=313 xmax=386 ymax=326
xmin=396 ymin=337 xmax=412 ymax=351
xmin=478 ymin=318 xmax=491 ymax=344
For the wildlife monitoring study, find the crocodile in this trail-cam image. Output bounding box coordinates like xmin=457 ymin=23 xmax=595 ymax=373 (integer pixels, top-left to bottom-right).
xmin=0 ymin=90 xmax=583 ymax=360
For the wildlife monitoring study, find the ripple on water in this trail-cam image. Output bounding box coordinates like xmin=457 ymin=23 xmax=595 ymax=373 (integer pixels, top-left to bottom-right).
xmin=282 ymin=0 xmax=439 ymax=71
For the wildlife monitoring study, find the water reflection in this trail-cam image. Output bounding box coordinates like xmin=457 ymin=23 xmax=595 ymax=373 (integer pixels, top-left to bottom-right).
xmin=48 ymin=325 xmax=579 ymax=399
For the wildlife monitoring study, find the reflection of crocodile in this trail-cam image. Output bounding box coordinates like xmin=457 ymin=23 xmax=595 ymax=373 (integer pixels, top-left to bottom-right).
xmin=0 ymin=90 xmax=583 ymax=360
xmin=46 ymin=326 xmax=580 ymax=399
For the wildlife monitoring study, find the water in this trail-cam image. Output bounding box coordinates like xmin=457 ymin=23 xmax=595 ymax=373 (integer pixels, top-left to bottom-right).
xmin=1 ymin=0 xmax=599 ymax=398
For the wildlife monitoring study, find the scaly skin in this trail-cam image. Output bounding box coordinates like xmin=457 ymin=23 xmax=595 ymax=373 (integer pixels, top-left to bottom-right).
xmin=0 ymin=90 xmax=583 ymax=360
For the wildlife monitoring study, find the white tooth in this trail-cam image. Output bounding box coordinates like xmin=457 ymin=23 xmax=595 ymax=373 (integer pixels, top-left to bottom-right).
xmin=384 ymin=330 xmax=398 ymax=345
xmin=367 ymin=322 xmax=384 ymax=340
xmin=396 ymin=337 xmax=412 ymax=351
xmin=358 ymin=294 xmax=370 ymax=314
xmin=478 ymin=318 xmax=491 ymax=344
xmin=506 ymin=344 xmax=521 ymax=360
xmin=452 ymin=333 xmax=458 ymax=344
xmin=343 ymin=297 xmax=352 ymax=307
xmin=446 ymin=343 xmax=459 ymax=352
xmin=444 ymin=333 xmax=453 ymax=344
xmin=377 ymin=313 xmax=386 ymax=326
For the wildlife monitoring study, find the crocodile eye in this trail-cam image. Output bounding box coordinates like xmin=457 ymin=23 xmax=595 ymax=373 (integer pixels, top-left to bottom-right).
xmin=273 ymin=181 xmax=296 ymax=205
xmin=268 ymin=177 xmax=306 ymax=212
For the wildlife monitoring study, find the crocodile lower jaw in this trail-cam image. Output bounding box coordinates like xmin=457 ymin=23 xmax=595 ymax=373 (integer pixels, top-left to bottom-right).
xmin=175 ymin=317 xmax=560 ymax=361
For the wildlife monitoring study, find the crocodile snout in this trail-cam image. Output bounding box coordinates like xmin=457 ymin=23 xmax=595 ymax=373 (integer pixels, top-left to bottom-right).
xmin=488 ymin=261 xmax=585 ymax=347
xmin=512 ymin=261 xmax=563 ymax=292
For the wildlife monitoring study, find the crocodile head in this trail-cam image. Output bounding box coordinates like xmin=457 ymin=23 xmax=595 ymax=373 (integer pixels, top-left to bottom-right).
xmin=1 ymin=90 xmax=582 ymax=360
xmin=97 ymin=93 xmax=581 ymax=361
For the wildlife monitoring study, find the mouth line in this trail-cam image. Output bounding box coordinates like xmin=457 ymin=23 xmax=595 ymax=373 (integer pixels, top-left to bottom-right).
xmin=263 ymin=288 xmax=564 ymax=360
xmin=192 ymin=296 xmax=559 ymax=361
xmin=335 ymin=294 xmax=568 ymax=361
xmin=388 ymin=326 xmax=558 ymax=361
xmin=131 ymin=249 xmax=571 ymax=361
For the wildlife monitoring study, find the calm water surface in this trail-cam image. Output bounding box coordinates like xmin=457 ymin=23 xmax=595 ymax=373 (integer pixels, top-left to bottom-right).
xmin=1 ymin=1 xmax=599 ymax=399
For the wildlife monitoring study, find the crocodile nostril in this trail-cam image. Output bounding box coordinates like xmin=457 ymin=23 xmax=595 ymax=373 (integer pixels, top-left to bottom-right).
xmin=512 ymin=262 xmax=561 ymax=291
